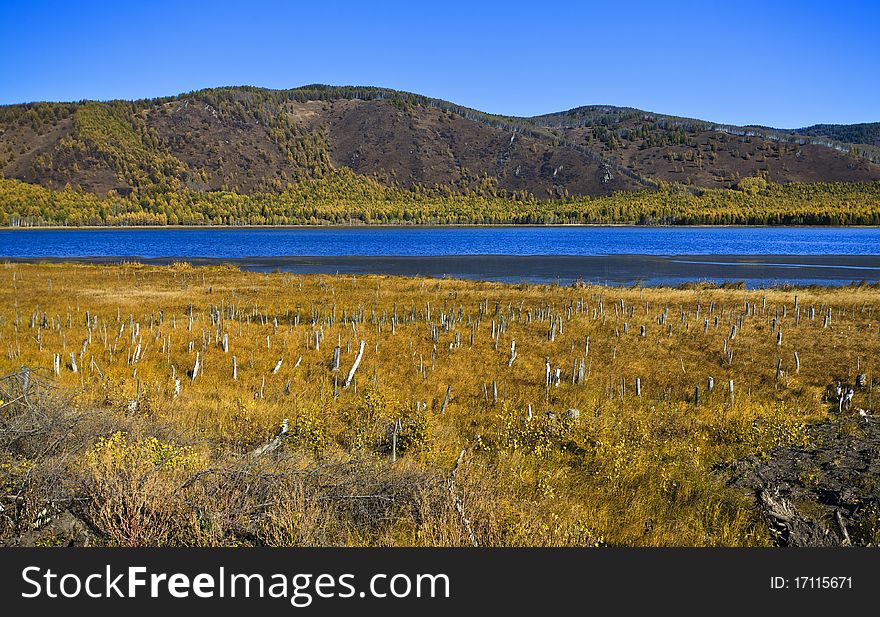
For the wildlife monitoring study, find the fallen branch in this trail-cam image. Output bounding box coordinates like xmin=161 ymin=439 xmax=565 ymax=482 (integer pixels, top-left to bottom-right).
xmin=447 ymin=449 xmax=478 ymax=547
xmin=250 ymin=419 xmax=289 ymax=458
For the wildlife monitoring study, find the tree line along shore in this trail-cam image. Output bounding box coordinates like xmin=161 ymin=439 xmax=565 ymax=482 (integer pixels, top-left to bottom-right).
xmin=2 ymin=172 xmax=880 ymax=227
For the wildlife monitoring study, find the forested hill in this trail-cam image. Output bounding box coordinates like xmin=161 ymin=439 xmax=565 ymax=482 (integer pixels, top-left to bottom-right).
xmin=1 ymin=85 xmax=879 ymax=201
xmin=792 ymin=122 xmax=880 ymax=148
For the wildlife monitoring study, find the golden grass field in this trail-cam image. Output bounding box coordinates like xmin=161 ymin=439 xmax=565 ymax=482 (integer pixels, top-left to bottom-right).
xmin=1 ymin=262 xmax=878 ymax=546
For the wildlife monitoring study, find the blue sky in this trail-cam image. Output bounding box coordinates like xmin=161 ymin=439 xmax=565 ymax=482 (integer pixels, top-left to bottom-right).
xmin=1 ymin=0 xmax=877 ymax=128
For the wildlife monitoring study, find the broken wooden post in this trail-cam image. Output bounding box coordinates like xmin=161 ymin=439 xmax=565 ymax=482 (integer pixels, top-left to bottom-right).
xmin=332 ymin=346 xmax=341 ymax=372
xmin=191 ymin=351 xmax=200 ymax=381
xmin=441 ymin=385 xmax=451 ymax=413
xmin=232 ymin=355 xmax=238 ymax=381
xmin=19 ymin=367 xmax=30 ymax=394
xmin=508 ymin=340 xmax=517 ymax=367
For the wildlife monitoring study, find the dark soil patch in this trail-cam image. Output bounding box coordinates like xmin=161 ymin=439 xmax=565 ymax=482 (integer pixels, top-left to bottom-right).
xmin=724 ymin=416 xmax=880 ymax=546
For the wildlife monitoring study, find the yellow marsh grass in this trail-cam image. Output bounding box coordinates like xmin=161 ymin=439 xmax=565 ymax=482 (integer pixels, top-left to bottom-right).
xmin=1 ymin=262 xmax=878 ymax=546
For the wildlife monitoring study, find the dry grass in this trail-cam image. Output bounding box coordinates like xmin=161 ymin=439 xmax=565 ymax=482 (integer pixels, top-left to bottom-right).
xmin=1 ymin=262 xmax=878 ymax=546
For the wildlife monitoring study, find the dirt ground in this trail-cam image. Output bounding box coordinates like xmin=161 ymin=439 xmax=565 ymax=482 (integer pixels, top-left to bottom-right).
xmin=724 ymin=413 xmax=880 ymax=546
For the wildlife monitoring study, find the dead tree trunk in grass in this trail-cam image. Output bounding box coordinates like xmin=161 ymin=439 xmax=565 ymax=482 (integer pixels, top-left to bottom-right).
xmin=447 ymin=449 xmax=478 ymax=547
xmin=344 ymin=340 xmax=366 ymax=388
xmin=332 ymin=346 xmax=340 ymax=372
xmin=251 ymin=419 xmax=289 ymax=458
xmin=441 ymin=385 xmax=451 ymax=414
xmin=90 ymin=356 xmax=103 ymax=379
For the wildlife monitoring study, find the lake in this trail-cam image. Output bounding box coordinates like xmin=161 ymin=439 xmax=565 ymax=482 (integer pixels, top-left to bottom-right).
xmin=2 ymin=226 xmax=880 ymax=287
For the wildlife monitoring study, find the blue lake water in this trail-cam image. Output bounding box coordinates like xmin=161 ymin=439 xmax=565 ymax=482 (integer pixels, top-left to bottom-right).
xmin=2 ymin=227 xmax=879 ymax=287
xmin=1 ymin=226 xmax=879 ymax=258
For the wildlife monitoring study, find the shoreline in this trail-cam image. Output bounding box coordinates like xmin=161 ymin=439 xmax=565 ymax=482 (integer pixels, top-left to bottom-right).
xmin=4 ymin=223 xmax=880 ymax=230
xmin=6 ymin=254 xmax=880 ymax=287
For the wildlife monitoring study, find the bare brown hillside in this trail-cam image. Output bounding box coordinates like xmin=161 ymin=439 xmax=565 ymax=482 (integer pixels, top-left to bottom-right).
xmin=1 ymin=86 xmax=878 ymax=197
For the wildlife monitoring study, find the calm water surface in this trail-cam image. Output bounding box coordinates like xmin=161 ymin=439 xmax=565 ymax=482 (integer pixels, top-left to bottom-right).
xmin=2 ymin=227 xmax=879 ymax=287
xmin=1 ymin=226 xmax=879 ymax=258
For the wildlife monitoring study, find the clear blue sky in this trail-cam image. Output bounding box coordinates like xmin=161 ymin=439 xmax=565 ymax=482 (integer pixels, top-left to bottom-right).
xmin=1 ymin=0 xmax=877 ymax=128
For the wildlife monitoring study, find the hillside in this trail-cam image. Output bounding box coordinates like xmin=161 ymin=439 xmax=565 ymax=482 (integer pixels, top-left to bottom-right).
xmin=793 ymin=122 xmax=880 ymax=148
xmin=533 ymin=106 xmax=880 ymax=188
xmin=1 ymin=85 xmax=879 ymax=200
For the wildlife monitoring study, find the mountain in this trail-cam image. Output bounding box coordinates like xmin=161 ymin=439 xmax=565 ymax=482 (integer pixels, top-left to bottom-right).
xmin=532 ymin=106 xmax=880 ymax=188
xmin=791 ymin=122 xmax=880 ymax=148
xmin=1 ymin=85 xmax=879 ymax=199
